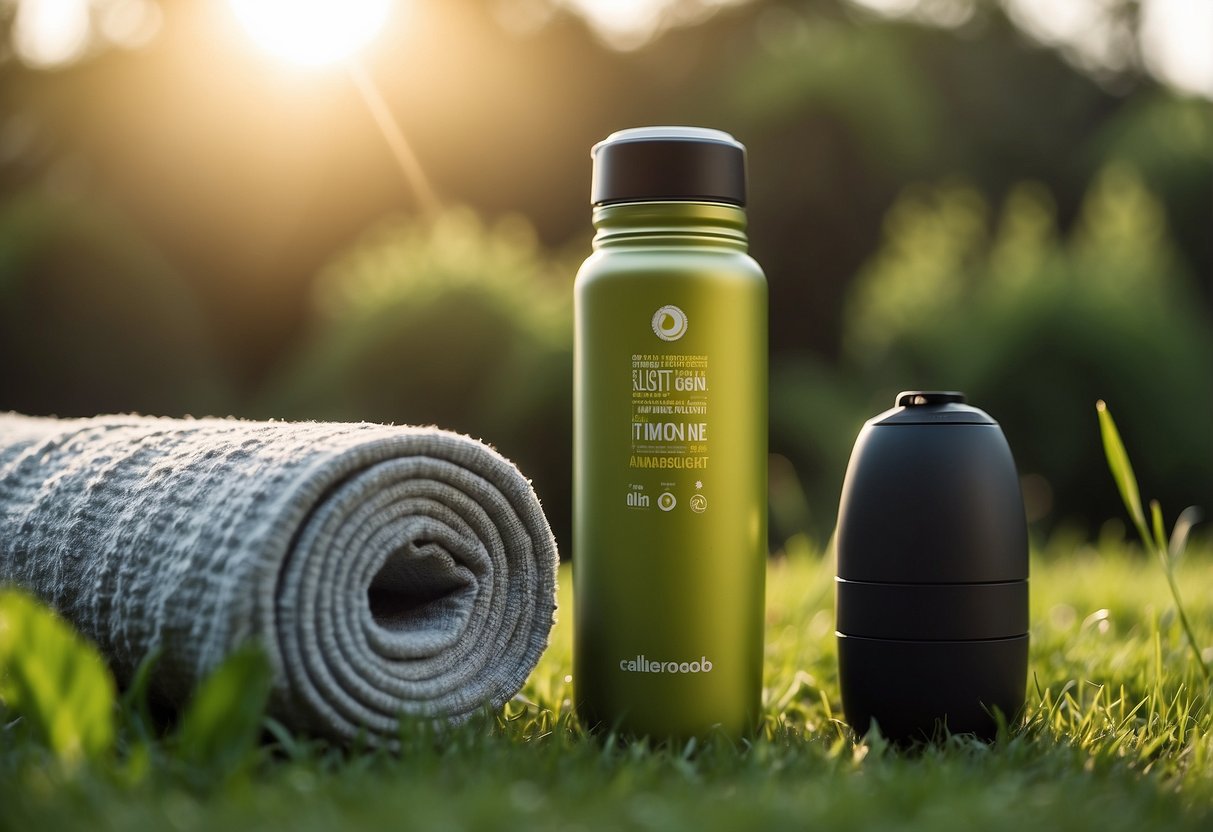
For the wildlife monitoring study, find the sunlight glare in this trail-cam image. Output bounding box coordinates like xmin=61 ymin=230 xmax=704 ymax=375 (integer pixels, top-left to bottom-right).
xmin=228 ymin=0 xmax=393 ymax=66
xmin=13 ymin=0 xmax=91 ymax=68
xmin=561 ymin=0 xmax=741 ymax=51
xmin=1141 ymin=0 xmax=1213 ymax=99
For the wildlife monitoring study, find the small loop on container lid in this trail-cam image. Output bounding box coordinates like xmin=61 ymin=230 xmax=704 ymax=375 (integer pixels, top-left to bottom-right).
xmin=897 ymin=391 xmax=966 ymax=407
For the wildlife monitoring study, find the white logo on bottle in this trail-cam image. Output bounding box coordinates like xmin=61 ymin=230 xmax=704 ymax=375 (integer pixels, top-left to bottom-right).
xmin=618 ymin=655 xmax=714 ymax=674
xmin=652 ymin=305 xmax=688 ymax=341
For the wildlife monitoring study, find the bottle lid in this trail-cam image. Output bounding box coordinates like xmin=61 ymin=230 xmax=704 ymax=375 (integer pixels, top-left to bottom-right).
xmin=590 ymin=126 xmax=747 ymax=207
xmin=836 ymin=389 xmax=1028 ymax=584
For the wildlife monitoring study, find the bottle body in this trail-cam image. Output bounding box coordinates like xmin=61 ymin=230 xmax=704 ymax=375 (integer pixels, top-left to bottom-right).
xmin=573 ymin=201 xmax=767 ymax=739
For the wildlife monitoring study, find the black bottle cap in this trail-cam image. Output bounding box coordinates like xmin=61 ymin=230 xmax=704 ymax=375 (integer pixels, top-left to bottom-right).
xmin=590 ymin=126 xmax=747 ymax=207
xmin=873 ymin=390 xmax=996 ymax=426
xmin=836 ymin=389 xmax=1028 ymax=583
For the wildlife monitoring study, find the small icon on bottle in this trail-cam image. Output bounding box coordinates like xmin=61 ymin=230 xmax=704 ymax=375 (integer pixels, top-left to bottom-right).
xmin=657 ymin=492 xmax=677 ymax=512
xmin=689 ymin=494 xmax=708 ymax=514
xmin=652 ymin=305 xmax=688 ymax=341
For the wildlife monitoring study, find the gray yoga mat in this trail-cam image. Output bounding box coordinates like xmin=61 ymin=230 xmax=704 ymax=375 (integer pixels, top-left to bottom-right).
xmin=0 ymin=413 xmax=559 ymax=743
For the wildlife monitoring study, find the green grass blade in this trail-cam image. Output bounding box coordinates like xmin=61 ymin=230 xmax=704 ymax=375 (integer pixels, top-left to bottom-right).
xmin=174 ymin=644 xmax=272 ymax=777
xmin=1160 ymin=566 xmax=1211 ymax=684
xmin=1097 ymin=403 xmax=1208 ymax=683
xmin=120 ymin=648 xmax=162 ymax=744
xmin=1149 ymin=501 xmax=1168 ymax=559
xmin=1169 ymin=506 xmax=1201 ymax=560
xmin=1096 ymin=401 xmax=1151 ymax=546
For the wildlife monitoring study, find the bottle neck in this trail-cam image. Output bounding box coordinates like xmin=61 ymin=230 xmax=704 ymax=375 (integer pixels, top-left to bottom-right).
xmin=591 ymin=201 xmax=749 ymax=250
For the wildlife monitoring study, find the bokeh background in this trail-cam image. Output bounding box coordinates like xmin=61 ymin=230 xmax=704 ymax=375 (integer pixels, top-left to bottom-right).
xmin=1 ymin=0 xmax=1210 ymax=556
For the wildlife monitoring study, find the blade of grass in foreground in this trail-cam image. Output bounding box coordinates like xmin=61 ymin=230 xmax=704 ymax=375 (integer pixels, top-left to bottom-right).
xmin=1097 ymin=400 xmax=1149 ymax=544
xmin=1097 ymin=400 xmax=1209 ymax=683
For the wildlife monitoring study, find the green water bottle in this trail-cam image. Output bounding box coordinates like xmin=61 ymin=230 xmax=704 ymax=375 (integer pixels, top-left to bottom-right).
xmin=573 ymin=126 xmax=768 ymax=739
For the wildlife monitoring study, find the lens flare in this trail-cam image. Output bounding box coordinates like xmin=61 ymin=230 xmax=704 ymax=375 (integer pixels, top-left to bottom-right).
xmin=229 ymin=0 xmax=392 ymax=66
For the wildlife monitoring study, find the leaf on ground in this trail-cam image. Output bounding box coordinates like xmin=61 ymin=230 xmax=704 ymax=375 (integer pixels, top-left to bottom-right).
xmin=0 ymin=589 xmax=116 ymax=764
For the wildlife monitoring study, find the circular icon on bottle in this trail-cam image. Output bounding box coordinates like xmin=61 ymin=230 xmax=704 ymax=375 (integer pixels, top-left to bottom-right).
xmin=657 ymin=492 xmax=677 ymax=512
xmin=689 ymin=494 xmax=707 ymax=514
xmin=652 ymin=305 xmax=688 ymax=341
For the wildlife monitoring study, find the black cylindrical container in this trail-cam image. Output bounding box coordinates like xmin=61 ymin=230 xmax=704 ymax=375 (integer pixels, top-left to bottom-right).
xmin=835 ymin=391 xmax=1028 ymax=742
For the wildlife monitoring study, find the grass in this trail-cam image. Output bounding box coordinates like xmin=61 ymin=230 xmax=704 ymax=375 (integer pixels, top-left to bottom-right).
xmin=2 ymin=536 xmax=1213 ymax=831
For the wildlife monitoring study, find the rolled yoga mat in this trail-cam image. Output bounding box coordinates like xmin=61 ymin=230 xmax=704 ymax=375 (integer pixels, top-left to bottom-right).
xmin=0 ymin=413 xmax=559 ymax=743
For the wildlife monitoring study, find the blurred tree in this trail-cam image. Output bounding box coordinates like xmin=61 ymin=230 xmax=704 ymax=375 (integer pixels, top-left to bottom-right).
xmin=769 ymin=162 xmax=1213 ymax=539
xmin=0 ymin=0 xmax=1207 ymax=374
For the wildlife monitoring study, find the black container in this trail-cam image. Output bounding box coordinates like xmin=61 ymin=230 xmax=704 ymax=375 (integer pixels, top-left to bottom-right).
xmin=835 ymin=391 xmax=1029 ymax=742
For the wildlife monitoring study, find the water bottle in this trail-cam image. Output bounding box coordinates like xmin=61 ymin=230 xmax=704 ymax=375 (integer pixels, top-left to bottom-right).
xmin=573 ymin=127 xmax=767 ymax=739
xmin=835 ymin=391 xmax=1029 ymax=742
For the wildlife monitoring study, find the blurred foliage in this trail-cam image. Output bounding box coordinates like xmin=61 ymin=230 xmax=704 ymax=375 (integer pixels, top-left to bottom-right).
xmin=718 ymin=5 xmax=1212 ymax=359
xmin=259 ymin=206 xmax=574 ymax=547
xmin=0 ymin=589 xmax=116 ymax=764
xmin=1089 ymin=94 xmax=1213 ymax=283
xmin=772 ymin=159 xmax=1213 ymax=540
xmin=0 ymin=587 xmax=273 ymax=778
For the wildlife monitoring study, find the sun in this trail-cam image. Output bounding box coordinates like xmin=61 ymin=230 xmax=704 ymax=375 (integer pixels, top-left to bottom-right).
xmin=228 ymin=0 xmax=393 ymax=67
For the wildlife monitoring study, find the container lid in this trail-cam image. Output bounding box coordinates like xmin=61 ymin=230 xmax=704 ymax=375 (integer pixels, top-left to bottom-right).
xmin=835 ymin=390 xmax=1028 ymax=584
xmin=590 ymin=126 xmax=747 ymax=207
xmin=870 ymin=391 xmax=996 ymax=426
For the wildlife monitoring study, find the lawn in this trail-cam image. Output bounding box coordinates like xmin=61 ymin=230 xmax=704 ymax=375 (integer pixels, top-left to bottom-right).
xmin=2 ymin=538 xmax=1212 ymax=831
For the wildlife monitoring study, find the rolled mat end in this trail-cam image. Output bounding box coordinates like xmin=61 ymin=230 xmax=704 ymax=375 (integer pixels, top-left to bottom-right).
xmin=0 ymin=414 xmax=560 ymax=744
